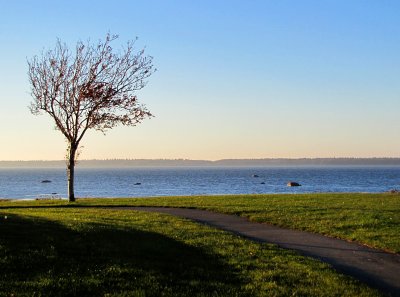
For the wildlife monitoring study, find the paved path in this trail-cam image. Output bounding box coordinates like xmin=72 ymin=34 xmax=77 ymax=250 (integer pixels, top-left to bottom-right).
xmin=119 ymin=207 xmax=400 ymax=296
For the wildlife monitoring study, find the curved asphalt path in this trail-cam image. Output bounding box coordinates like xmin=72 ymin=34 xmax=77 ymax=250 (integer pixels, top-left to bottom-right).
xmin=118 ymin=207 xmax=400 ymax=296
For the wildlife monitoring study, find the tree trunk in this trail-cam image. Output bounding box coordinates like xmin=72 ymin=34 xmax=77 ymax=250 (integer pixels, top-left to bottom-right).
xmin=67 ymin=145 xmax=77 ymax=202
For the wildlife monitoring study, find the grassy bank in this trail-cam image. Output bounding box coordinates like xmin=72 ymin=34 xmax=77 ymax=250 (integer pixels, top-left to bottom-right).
xmin=109 ymin=192 xmax=399 ymax=253
xmin=0 ymin=207 xmax=380 ymax=296
xmin=96 ymin=193 xmax=400 ymax=253
xmin=4 ymin=193 xmax=397 ymax=252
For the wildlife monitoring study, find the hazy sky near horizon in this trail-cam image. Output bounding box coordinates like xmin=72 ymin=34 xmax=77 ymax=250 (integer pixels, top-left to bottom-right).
xmin=0 ymin=0 xmax=399 ymax=160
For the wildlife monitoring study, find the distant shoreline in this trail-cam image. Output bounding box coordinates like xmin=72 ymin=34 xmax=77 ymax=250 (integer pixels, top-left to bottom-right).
xmin=1 ymin=158 xmax=400 ymax=168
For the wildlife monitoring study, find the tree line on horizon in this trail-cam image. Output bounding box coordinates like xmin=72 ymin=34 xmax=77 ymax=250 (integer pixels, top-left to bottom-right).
xmin=2 ymin=158 xmax=400 ymax=168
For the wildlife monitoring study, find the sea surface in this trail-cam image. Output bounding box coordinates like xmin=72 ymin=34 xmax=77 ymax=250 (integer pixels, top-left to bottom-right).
xmin=1 ymin=166 xmax=400 ymax=200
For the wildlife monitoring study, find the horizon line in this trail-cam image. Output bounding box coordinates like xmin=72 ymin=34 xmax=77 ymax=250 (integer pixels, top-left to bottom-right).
xmin=2 ymin=157 xmax=400 ymax=162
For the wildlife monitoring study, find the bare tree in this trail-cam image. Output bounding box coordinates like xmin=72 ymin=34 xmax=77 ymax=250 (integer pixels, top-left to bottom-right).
xmin=28 ymin=34 xmax=155 ymax=202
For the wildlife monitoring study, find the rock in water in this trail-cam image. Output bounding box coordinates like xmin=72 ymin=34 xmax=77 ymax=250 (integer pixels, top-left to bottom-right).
xmin=287 ymin=181 xmax=301 ymax=187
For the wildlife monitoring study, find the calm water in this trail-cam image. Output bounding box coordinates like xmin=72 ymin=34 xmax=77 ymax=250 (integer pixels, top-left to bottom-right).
xmin=1 ymin=166 xmax=400 ymax=199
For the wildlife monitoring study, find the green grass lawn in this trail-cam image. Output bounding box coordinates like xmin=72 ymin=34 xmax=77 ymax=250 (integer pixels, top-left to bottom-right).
xmin=92 ymin=193 xmax=400 ymax=253
xmin=5 ymin=193 xmax=396 ymax=252
xmin=118 ymin=192 xmax=399 ymax=253
xmin=0 ymin=207 xmax=381 ymax=296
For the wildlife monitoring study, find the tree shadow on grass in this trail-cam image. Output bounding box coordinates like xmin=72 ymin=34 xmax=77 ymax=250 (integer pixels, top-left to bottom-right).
xmin=0 ymin=213 xmax=250 ymax=296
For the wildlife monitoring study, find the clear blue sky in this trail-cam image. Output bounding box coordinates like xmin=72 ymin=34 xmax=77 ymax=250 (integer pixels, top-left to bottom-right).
xmin=0 ymin=0 xmax=399 ymax=160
